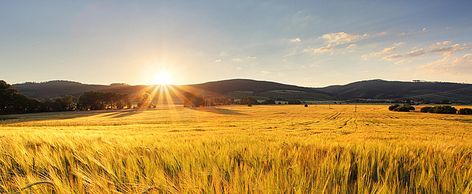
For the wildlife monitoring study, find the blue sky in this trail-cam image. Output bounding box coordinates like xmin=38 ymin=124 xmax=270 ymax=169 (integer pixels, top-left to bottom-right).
xmin=1 ymin=0 xmax=472 ymax=86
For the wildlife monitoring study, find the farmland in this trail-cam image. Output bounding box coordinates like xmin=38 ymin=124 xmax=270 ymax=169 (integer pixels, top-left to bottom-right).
xmin=0 ymin=105 xmax=471 ymax=193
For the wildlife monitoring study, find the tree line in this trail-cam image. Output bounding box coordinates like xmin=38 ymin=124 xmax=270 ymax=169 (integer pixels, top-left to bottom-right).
xmin=182 ymin=96 xmax=304 ymax=107
xmin=388 ymin=103 xmax=472 ymax=115
xmin=1 ymin=80 xmax=134 ymax=115
xmin=2 ymin=80 xmax=240 ymax=114
xmin=3 ymin=79 xmax=301 ymax=113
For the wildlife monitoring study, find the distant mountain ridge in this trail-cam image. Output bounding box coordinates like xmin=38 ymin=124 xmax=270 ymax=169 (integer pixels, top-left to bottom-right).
xmin=12 ymin=79 xmax=472 ymax=103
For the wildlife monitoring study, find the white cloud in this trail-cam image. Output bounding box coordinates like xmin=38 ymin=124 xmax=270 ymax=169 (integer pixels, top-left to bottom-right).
xmin=289 ymin=38 xmax=301 ymax=43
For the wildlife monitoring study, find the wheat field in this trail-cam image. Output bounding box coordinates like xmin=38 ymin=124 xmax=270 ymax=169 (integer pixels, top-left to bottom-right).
xmin=0 ymin=105 xmax=471 ymax=193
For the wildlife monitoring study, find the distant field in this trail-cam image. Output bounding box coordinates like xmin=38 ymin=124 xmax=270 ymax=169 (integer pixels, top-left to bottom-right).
xmin=0 ymin=105 xmax=471 ymax=193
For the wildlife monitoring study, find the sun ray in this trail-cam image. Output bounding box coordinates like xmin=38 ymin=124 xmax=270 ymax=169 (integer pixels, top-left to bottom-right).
xmin=139 ymin=85 xmax=160 ymax=111
xmin=162 ymin=85 xmax=183 ymax=124
xmin=168 ymin=86 xmax=197 ymax=107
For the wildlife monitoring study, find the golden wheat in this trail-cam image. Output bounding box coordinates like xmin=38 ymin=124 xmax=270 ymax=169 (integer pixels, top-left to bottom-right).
xmin=0 ymin=105 xmax=471 ymax=193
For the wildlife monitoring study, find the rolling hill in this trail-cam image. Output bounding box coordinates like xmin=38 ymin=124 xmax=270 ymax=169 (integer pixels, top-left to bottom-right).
xmin=319 ymin=79 xmax=472 ymax=102
xmin=11 ymin=79 xmax=472 ymax=103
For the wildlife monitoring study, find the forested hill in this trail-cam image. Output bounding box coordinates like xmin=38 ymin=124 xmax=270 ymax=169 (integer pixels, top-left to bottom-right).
xmin=13 ymin=81 xmax=146 ymax=99
xmin=12 ymin=79 xmax=472 ymax=103
xmin=319 ymin=79 xmax=472 ymax=102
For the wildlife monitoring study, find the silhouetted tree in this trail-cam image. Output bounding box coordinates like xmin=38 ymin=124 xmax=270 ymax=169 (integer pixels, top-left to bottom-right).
xmin=78 ymin=92 xmax=106 ymax=110
xmin=419 ymin=105 xmax=457 ymax=114
xmin=428 ymin=106 xmax=457 ymax=114
xmin=0 ymin=80 xmax=42 ymax=114
xmin=78 ymin=92 xmax=130 ymax=110
xmin=389 ymin=104 xmax=415 ymax=112
xmin=420 ymin=106 xmax=432 ymax=113
xmin=458 ymin=108 xmax=472 ymax=115
xmin=53 ymin=95 xmax=77 ymax=111
xmin=1 ymin=80 xmax=132 ymax=114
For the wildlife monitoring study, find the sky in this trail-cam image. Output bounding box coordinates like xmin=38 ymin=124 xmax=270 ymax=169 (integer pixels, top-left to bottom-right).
xmin=1 ymin=0 xmax=472 ymax=87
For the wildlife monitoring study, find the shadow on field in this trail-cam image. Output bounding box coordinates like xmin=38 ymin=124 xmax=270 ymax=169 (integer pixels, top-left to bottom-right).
xmin=0 ymin=110 xmax=108 ymax=124
xmin=191 ymin=107 xmax=246 ymax=115
xmin=102 ymin=110 xmax=142 ymax=118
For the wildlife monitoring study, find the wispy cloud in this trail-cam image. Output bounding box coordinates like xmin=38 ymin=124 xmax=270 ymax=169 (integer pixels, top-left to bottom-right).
xmin=421 ymin=41 xmax=471 ymax=74
xmin=430 ymin=41 xmax=467 ymax=56
xmin=321 ymin=32 xmax=366 ymax=45
xmin=362 ymin=42 xmax=404 ymax=61
xmin=364 ymin=41 xmax=469 ymax=64
xmin=346 ymin=44 xmax=357 ymax=50
xmin=289 ymin=38 xmax=301 ymax=43
xmin=399 ymin=27 xmax=429 ymax=36
xmin=362 ymin=39 xmax=471 ymax=75
xmin=384 ymin=48 xmax=426 ymax=60
xmin=214 ymin=53 xmax=257 ymax=64
xmin=423 ymin=53 xmax=472 ymax=74
xmin=308 ymin=45 xmax=335 ymax=54
xmin=306 ymin=32 xmax=368 ymax=54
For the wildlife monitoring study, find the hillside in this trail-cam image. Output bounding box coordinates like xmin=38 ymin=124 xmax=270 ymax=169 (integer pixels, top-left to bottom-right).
xmin=13 ymin=81 xmax=147 ymax=99
xmin=319 ymin=79 xmax=472 ymax=102
xmin=188 ymin=79 xmax=333 ymax=100
xmin=12 ymin=79 xmax=472 ymax=103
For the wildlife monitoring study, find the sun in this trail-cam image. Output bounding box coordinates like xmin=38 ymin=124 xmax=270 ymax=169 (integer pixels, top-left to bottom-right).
xmin=153 ymin=71 xmax=173 ymax=85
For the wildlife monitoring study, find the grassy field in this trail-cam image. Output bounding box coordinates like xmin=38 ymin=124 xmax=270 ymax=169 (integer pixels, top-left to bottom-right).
xmin=0 ymin=105 xmax=471 ymax=193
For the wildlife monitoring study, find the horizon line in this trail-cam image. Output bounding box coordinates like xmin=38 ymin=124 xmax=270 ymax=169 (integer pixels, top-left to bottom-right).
xmin=8 ymin=78 xmax=472 ymax=88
